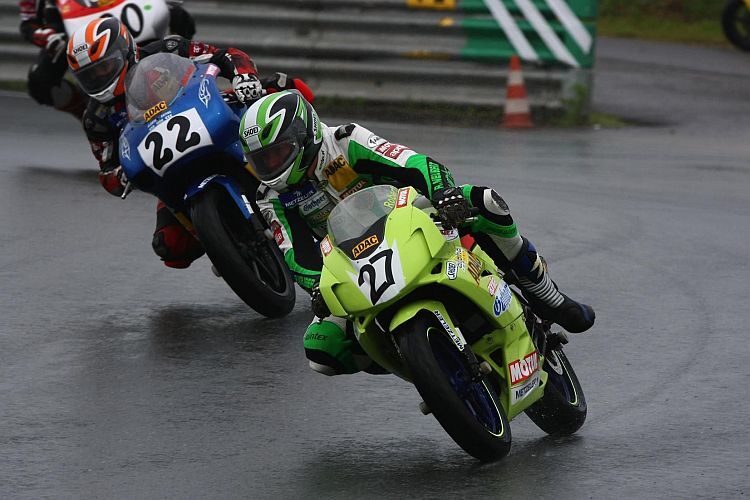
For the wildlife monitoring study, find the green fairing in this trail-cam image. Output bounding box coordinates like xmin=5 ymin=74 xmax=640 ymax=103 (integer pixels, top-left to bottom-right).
xmin=319 ymin=185 xmax=547 ymax=421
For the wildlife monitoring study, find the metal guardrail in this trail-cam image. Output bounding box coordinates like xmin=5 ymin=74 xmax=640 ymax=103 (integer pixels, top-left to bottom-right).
xmin=0 ymin=0 xmax=597 ymax=118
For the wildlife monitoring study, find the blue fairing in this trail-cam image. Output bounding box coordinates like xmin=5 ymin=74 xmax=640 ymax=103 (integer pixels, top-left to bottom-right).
xmin=119 ymin=63 xmax=246 ymax=211
xmin=185 ymin=175 xmax=253 ymax=219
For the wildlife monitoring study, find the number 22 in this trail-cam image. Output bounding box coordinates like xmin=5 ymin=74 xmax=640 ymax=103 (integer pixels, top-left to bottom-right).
xmin=143 ymin=115 xmax=201 ymax=170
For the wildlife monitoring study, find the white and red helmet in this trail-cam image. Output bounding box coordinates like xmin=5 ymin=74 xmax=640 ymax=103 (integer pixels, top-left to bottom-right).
xmin=67 ymin=18 xmax=138 ymax=102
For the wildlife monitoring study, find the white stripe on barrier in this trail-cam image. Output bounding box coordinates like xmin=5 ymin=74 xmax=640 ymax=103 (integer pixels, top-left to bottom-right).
xmin=514 ymin=0 xmax=579 ymax=67
xmin=545 ymin=0 xmax=592 ymax=53
xmin=483 ymin=0 xmax=538 ymax=63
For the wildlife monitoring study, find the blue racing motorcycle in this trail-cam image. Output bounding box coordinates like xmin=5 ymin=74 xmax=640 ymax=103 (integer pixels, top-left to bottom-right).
xmin=119 ymin=52 xmax=295 ymax=318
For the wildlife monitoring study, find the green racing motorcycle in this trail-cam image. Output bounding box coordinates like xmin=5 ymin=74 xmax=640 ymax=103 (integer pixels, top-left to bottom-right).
xmin=318 ymin=185 xmax=587 ymax=461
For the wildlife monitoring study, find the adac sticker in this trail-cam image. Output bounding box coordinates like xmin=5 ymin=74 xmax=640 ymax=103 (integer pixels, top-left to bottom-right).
xmin=351 ymin=235 xmax=380 ymax=258
xmin=323 ymin=155 xmax=358 ymax=191
xmin=144 ymin=100 xmax=167 ymax=122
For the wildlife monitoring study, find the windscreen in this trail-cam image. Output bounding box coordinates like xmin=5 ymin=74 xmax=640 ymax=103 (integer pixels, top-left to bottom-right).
xmin=327 ymin=185 xmax=398 ymax=243
xmin=124 ymin=52 xmax=195 ymax=123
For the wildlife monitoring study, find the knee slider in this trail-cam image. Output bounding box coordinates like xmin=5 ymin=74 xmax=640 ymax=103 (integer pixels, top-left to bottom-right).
xmin=483 ymin=188 xmax=510 ymax=216
xmin=152 ymin=225 xmax=204 ymax=268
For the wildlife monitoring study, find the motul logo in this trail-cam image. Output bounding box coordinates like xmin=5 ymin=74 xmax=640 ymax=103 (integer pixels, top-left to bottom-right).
xmin=509 ymin=351 xmax=538 ymax=385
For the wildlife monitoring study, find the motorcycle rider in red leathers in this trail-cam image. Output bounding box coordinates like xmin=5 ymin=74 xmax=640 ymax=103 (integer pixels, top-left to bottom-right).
xmin=66 ymin=17 xmax=315 ymax=269
xmin=18 ymin=0 xmax=196 ymax=119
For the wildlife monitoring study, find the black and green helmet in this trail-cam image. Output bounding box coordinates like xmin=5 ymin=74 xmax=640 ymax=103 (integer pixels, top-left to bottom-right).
xmin=239 ymin=90 xmax=323 ymax=192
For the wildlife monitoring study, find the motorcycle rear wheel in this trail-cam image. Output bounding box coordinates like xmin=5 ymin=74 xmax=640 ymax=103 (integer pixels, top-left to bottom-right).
xmin=524 ymin=348 xmax=587 ymax=435
xmin=190 ymin=185 xmax=295 ymax=318
xmin=722 ymin=0 xmax=750 ymax=51
xmin=397 ymin=313 xmax=512 ymax=462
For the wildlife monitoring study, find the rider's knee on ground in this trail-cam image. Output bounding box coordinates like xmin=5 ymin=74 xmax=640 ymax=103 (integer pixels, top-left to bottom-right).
xmin=303 ymin=317 xmax=360 ymax=376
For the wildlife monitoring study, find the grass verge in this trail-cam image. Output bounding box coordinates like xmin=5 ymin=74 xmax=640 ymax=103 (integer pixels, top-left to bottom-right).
xmin=598 ymin=0 xmax=728 ymax=45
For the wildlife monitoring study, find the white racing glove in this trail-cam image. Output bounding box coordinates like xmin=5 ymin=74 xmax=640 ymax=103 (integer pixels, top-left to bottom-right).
xmin=232 ymin=74 xmax=264 ymax=105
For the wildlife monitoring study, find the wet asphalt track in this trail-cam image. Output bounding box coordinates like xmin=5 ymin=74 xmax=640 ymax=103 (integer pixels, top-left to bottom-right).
xmin=2 ymin=38 xmax=750 ymax=498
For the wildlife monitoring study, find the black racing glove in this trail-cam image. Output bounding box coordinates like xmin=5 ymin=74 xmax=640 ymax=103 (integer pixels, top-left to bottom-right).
xmin=311 ymin=284 xmax=330 ymax=319
xmin=432 ymin=187 xmax=471 ymax=229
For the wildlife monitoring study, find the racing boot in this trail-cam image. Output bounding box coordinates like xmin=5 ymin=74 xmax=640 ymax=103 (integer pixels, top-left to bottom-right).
xmin=304 ymin=315 xmax=387 ymax=375
xmin=510 ymin=237 xmax=595 ymax=333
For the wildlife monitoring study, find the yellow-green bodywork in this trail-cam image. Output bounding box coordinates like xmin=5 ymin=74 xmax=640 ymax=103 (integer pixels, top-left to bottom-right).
xmin=319 ymin=187 xmax=547 ymax=420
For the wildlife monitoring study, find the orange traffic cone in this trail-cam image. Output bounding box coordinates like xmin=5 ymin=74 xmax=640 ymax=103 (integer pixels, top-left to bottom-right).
xmin=502 ymin=55 xmax=533 ymax=128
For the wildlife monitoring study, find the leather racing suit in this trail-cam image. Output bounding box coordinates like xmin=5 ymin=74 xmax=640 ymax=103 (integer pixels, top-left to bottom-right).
xmin=18 ymin=0 xmax=195 ymax=118
xmin=256 ymin=123 xmax=546 ymax=375
xmin=85 ymin=36 xmax=310 ymax=268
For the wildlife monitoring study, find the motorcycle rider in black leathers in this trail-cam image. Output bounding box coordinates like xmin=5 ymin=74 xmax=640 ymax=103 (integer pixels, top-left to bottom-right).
xmin=238 ymin=90 xmax=595 ymax=376
xmin=18 ymin=0 xmax=195 ymax=119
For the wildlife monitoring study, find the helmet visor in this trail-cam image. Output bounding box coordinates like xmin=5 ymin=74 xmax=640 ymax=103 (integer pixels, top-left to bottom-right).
xmin=73 ymin=52 xmax=125 ymax=95
xmin=247 ymin=140 xmax=300 ymax=181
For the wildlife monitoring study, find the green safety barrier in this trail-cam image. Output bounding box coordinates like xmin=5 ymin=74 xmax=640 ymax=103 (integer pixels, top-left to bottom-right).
xmin=409 ymin=0 xmax=598 ymax=68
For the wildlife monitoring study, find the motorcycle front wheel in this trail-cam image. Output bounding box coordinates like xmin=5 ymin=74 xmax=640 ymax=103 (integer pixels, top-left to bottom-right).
xmin=397 ymin=312 xmax=512 ymax=462
xmin=722 ymin=0 xmax=750 ymax=51
xmin=190 ymin=185 xmax=295 ymax=318
xmin=524 ymin=347 xmax=587 ymax=435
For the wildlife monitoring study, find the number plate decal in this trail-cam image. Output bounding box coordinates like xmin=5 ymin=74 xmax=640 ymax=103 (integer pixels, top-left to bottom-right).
xmin=348 ymin=240 xmax=405 ymax=305
xmin=137 ymin=108 xmax=213 ymax=176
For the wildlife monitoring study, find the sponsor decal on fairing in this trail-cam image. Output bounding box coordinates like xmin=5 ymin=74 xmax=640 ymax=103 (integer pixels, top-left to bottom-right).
xmin=120 ymin=137 xmax=130 ymax=161
xmin=144 ymin=100 xmax=168 ymax=122
xmin=320 ymin=235 xmax=333 ymax=256
xmin=351 ymin=235 xmax=380 ymax=258
xmin=205 ymin=64 xmax=220 ymax=77
xmin=396 ymin=187 xmax=410 ymax=208
xmin=493 ymin=282 xmax=512 ymax=316
xmin=198 ymin=78 xmax=211 ymax=108
xmin=433 ymin=310 xmax=465 ymax=351
xmin=445 ymin=261 xmax=458 ymax=280
xmin=511 ymin=371 xmax=540 ymax=404
xmin=509 ymin=351 xmax=539 ymax=385
xmin=487 ymin=277 xmax=498 ymax=296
